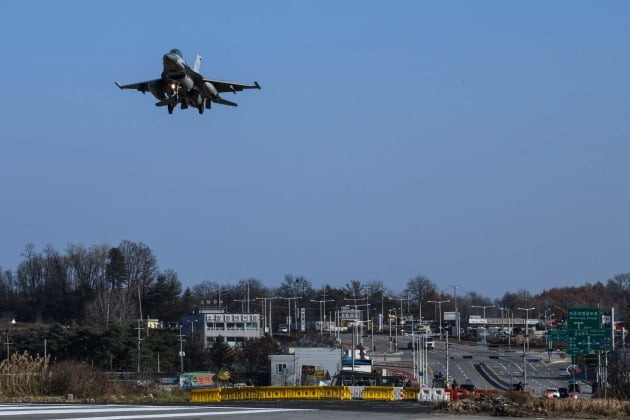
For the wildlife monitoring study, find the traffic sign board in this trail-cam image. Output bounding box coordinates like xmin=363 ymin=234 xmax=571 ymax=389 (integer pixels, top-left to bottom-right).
xmin=548 ymin=329 xmax=568 ymax=341
xmin=566 ymin=328 xmax=611 ymax=353
xmin=568 ymin=307 xmax=600 ymax=330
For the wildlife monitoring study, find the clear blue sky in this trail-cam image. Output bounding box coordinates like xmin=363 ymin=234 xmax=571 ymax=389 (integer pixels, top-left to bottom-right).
xmin=1 ymin=1 xmax=629 ymax=299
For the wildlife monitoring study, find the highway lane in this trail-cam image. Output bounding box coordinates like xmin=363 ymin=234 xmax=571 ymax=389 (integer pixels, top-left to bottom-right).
xmin=342 ymin=332 xmax=580 ymax=396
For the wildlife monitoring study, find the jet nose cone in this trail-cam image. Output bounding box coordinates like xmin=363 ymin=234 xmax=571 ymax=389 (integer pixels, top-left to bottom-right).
xmin=164 ymin=53 xmax=178 ymax=62
xmin=163 ymin=53 xmax=185 ymax=71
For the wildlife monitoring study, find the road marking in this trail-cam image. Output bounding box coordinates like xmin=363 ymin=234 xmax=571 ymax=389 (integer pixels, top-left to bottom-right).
xmin=0 ymin=405 xmax=89 ymax=410
xmin=0 ymin=404 xmax=310 ymax=419
xmin=51 ymin=408 xmax=311 ymax=420
xmin=0 ymin=406 xmax=203 ymax=416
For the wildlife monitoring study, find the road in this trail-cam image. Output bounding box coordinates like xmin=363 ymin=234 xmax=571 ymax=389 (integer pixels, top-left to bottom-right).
xmin=340 ymin=331 xmax=585 ymax=397
xmin=0 ymin=402 xmax=431 ymax=420
xmin=0 ymin=402 xmax=582 ymax=420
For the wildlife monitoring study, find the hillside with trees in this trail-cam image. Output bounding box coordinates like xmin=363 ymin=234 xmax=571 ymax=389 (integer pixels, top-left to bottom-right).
xmin=1 ymin=241 xmax=629 ymax=377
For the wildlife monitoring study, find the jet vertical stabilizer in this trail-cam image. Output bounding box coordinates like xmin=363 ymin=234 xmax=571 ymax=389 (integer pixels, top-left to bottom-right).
xmin=193 ymin=54 xmax=202 ymax=73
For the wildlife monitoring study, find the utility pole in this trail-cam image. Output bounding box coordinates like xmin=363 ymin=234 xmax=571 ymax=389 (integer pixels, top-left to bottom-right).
xmin=43 ymin=330 xmax=48 ymax=372
xmin=4 ymin=332 xmax=9 ymax=362
xmin=135 ymin=318 xmax=143 ymax=373
xmin=178 ymin=324 xmax=185 ymax=372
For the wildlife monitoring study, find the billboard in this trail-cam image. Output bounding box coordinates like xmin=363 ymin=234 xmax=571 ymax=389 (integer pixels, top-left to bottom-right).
xmin=444 ymin=311 xmax=458 ymax=321
xmin=340 ymin=307 xmax=361 ymax=321
xmin=179 ymin=371 xmax=217 ymax=390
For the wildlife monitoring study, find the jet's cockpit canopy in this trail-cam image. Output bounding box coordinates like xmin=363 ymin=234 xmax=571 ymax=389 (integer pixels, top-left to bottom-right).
xmin=169 ymin=48 xmax=182 ymax=57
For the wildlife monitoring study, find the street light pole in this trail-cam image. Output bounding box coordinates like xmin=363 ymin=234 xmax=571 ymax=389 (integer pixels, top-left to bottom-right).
xmin=427 ymin=300 xmax=450 ymax=339
xmin=471 ymin=305 xmax=494 ymax=343
xmin=471 ymin=305 xmax=493 ymax=320
xmin=311 ymin=298 xmax=334 ymax=336
xmin=278 ymin=296 xmax=302 ymax=333
xmin=450 ymin=284 xmax=461 ymax=341
xmin=428 ymin=300 xmax=451 ymax=384
xmin=517 ymin=307 xmax=535 ymax=391
xmin=256 ymin=297 xmax=278 ymax=334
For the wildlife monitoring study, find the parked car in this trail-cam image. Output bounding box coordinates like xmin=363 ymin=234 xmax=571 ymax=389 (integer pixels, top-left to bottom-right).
xmin=545 ymin=387 xmax=560 ymax=398
xmin=558 ymin=387 xmax=569 ymax=398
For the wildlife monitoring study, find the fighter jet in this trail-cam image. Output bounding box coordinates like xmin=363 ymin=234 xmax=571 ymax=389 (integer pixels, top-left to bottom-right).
xmin=115 ymin=49 xmax=261 ymax=114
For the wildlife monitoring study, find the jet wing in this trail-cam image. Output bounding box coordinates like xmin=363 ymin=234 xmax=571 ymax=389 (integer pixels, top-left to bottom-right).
xmin=205 ymin=79 xmax=261 ymax=93
xmin=114 ymin=79 xmax=161 ymax=94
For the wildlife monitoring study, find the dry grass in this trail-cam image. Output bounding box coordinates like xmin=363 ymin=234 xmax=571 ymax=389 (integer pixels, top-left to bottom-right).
xmin=542 ymin=397 xmax=630 ymax=418
xmin=441 ymin=391 xmax=630 ymax=418
xmin=0 ymin=351 xmax=48 ymax=397
xmin=0 ymin=351 xmax=187 ymax=402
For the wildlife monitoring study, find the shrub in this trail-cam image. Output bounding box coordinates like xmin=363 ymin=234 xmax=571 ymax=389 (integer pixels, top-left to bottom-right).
xmin=45 ymin=361 xmax=122 ymax=398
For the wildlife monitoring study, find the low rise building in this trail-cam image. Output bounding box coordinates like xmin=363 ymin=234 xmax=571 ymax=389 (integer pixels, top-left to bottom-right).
xmin=269 ymin=347 xmax=341 ymax=386
xmin=183 ymin=306 xmax=262 ymax=348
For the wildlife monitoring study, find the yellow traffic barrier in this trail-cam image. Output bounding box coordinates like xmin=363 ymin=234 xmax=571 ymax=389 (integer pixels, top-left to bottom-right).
xmin=266 ymin=386 xmax=289 ymax=399
xmin=403 ymin=387 xmax=419 ymax=400
xmin=321 ymin=386 xmax=341 ymax=399
xmin=190 ymin=388 xmax=221 ymax=403
xmin=190 ymin=385 xmax=354 ymax=402
xmin=362 ymin=386 xmax=395 ymax=401
xmin=220 ymin=387 xmax=241 ymax=401
xmin=241 ymin=387 xmax=259 ymax=400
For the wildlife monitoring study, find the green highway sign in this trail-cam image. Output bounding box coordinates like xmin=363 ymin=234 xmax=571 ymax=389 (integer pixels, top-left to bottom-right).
xmin=567 ymin=307 xmax=600 ymax=330
xmin=566 ymin=328 xmax=612 ymax=354
xmin=548 ymin=329 xmax=568 ymax=341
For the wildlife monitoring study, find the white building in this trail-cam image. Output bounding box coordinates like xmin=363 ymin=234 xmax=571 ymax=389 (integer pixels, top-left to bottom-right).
xmin=183 ymin=307 xmax=262 ymax=348
xmin=269 ymin=347 xmax=341 ymax=386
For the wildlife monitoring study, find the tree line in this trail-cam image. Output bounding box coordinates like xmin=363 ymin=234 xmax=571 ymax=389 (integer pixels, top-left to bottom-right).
xmin=1 ymin=241 xmax=630 ymax=326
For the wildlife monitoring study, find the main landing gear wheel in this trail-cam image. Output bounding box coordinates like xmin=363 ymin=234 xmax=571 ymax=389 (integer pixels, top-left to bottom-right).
xmin=167 ymin=104 xmax=175 ymax=114
xmin=198 ymin=104 xmax=204 ymax=114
